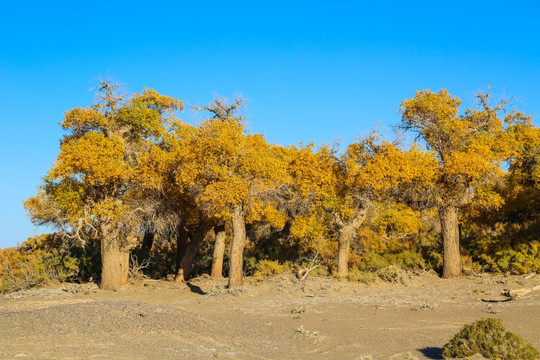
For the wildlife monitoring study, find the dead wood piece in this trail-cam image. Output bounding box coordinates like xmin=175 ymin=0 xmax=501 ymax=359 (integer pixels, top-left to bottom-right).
xmin=501 ymin=284 xmax=540 ymax=299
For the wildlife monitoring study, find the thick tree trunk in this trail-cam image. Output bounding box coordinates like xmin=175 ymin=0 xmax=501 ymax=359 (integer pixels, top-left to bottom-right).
xmin=175 ymin=228 xmax=189 ymax=281
xmin=440 ymin=205 xmax=462 ymax=278
xmin=337 ymin=226 xmax=355 ymax=277
xmin=229 ymin=205 xmax=246 ymax=288
xmin=211 ymin=225 xmax=226 ymax=278
xmin=336 ymin=209 xmax=367 ymax=277
xmin=100 ymin=235 xmax=128 ymax=290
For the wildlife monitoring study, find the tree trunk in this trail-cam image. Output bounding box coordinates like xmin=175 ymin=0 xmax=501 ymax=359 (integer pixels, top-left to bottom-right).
xmin=440 ymin=205 xmax=462 ymax=278
xmin=120 ymin=250 xmax=130 ymax=285
xmin=211 ymin=225 xmax=226 ymax=278
xmin=100 ymin=235 xmax=127 ymax=290
xmin=337 ymin=226 xmax=355 ymax=277
xmin=175 ymin=227 xmax=189 ymax=281
xmin=229 ymin=205 xmax=246 ymax=288
xmin=141 ymin=231 xmax=154 ymax=254
xmin=177 ymin=226 xmax=213 ymax=281
xmin=336 ymin=209 xmax=367 ymax=277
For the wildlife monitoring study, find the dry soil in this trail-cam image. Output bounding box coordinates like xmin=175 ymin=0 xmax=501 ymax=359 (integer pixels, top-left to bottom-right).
xmin=1 ymin=272 xmax=539 ymax=359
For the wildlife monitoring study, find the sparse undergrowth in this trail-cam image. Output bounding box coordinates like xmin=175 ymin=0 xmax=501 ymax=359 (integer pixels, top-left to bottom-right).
xmin=253 ymin=260 xmax=291 ymax=278
xmin=442 ymin=318 xmax=539 ymax=360
xmin=348 ymin=265 xmax=412 ymax=284
xmin=0 ymin=235 xmax=78 ymax=293
xmin=347 ymin=268 xmax=378 ymax=284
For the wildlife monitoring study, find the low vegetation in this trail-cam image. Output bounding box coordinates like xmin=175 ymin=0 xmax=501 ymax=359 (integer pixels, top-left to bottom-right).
xmin=442 ymin=318 xmax=539 ymax=360
xmin=0 ymin=235 xmax=78 ymax=293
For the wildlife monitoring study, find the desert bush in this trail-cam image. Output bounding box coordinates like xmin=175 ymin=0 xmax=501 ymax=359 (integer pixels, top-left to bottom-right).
xmin=348 ymin=268 xmax=378 ymax=284
xmin=377 ymin=265 xmax=408 ymax=283
xmin=461 ymin=255 xmax=483 ymax=275
xmin=253 ymin=260 xmax=290 ymax=277
xmin=292 ymin=260 xmax=329 ymax=277
xmin=385 ymin=250 xmax=426 ymax=269
xmin=355 ymin=252 xmax=391 ymax=271
xmin=442 ymin=318 xmax=539 ymax=360
xmin=474 ymin=241 xmax=540 ymax=275
xmin=191 ymin=237 xmax=216 ymax=278
xmin=353 ymin=234 xmax=441 ymax=274
xmin=0 ymin=235 xmax=78 ymax=293
xmin=308 ymin=265 xmax=329 ymax=276
xmin=128 ymin=254 xmax=151 ymax=280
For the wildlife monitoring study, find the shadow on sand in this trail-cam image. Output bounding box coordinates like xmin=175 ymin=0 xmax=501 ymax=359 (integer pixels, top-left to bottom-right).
xmin=418 ymin=346 xmax=443 ymax=359
xmin=186 ymin=282 xmax=206 ymax=295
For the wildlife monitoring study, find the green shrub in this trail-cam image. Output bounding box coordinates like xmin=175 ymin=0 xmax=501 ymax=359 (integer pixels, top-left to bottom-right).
xmin=377 ymin=265 xmax=407 ymax=283
xmin=253 ymin=260 xmax=290 ymax=278
xmin=442 ymin=318 xmax=539 ymax=360
xmin=292 ymin=259 xmax=329 ymax=277
xmin=0 ymin=235 xmax=78 ymax=293
xmin=356 ymin=247 xmax=437 ymax=274
xmin=308 ymin=265 xmax=329 ymax=276
xmin=385 ymin=250 xmax=426 ymax=269
xmin=347 ymin=268 xmax=378 ymax=284
xmin=475 ymin=241 xmax=540 ymax=274
xmin=356 ymin=252 xmax=391 ymax=271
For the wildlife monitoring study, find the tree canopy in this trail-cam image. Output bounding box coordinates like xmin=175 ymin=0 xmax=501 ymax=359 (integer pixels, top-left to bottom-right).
xmin=24 ymin=84 xmax=539 ymax=289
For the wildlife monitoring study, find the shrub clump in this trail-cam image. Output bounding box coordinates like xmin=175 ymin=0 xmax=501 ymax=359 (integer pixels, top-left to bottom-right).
xmin=0 ymin=235 xmax=78 ymax=293
xmin=253 ymin=260 xmax=290 ymax=278
xmin=377 ymin=265 xmax=409 ymax=283
xmin=442 ymin=318 xmax=539 ymax=360
xmin=479 ymin=241 xmax=540 ymax=275
xmin=347 ymin=268 xmax=378 ymax=284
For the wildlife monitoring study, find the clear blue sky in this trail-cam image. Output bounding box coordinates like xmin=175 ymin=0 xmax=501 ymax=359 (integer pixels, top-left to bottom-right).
xmin=1 ymin=1 xmax=539 ymax=248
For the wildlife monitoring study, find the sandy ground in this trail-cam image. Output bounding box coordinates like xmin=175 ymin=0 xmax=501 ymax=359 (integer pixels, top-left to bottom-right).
xmin=0 ymin=272 xmax=539 ymax=360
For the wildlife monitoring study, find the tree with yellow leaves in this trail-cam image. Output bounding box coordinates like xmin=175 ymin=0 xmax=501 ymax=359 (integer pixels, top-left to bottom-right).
xmin=288 ymin=138 xmax=437 ymax=277
xmin=133 ymin=128 xmax=214 ymax=282
xmin=173 ymin=98 xmax=288 ymax=287
xmin=25 ymin=82 xmax=182 ymax=290
xmin=399 ymin=89 xmax=536 ymax=278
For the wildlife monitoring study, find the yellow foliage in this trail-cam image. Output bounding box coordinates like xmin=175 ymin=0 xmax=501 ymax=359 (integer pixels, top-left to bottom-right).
xmin=346 ymin=142 xmax=438 ymax=193
xmin=290 ymin=211 xmax=329 ymax=242
xmin=62 ymin=107 xmax=108 ymax=137
xmin=288 ymin=144 xmax=340 ymax=201
xmin=26 ymin=83 xmax=185 ymax=249
xmin=400 ymin=89 xmax=536 ymax=208
xmin=253 ymin=260 xmax=290 ymax=278
xmin=373 ymin=202 xmax=423 ymax=237
xmin=51 ymin=132 xmax=129 ymax=186
xmin=173 ymin=114 xmax=288 ymax=223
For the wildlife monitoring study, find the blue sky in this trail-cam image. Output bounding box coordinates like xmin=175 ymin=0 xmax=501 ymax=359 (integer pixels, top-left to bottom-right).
xmin=1 ymin=1 xmax=539 ymax=248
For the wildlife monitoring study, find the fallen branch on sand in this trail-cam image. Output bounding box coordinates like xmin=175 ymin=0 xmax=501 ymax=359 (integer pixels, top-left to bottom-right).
xmin=501 ymin=284 xmax=540 ymax=300
xmin=296 ymin=252 xmax=320 ymax=281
